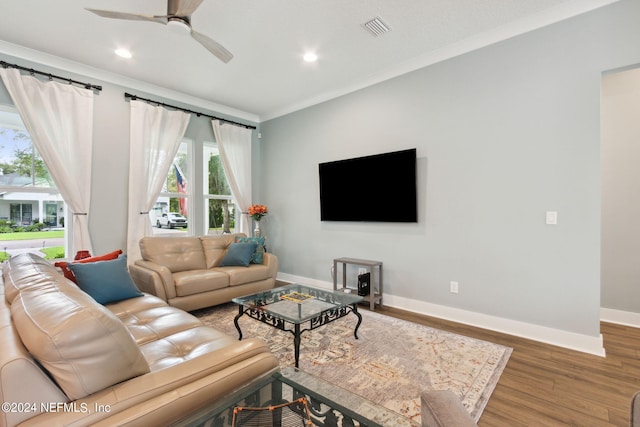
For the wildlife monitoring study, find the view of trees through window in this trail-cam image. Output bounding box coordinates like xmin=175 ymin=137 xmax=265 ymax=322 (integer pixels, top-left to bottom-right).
xmin=0 ymin=109 xmax=65 ymax=262
xmin=0 ymin=126 xmax=54 ymax=187
xmin=206 ymin=142 xmax=235 ymax=235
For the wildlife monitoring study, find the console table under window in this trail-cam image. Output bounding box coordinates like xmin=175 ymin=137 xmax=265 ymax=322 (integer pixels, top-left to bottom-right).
xmin=332 ymin=257 xmax=383 ymax=310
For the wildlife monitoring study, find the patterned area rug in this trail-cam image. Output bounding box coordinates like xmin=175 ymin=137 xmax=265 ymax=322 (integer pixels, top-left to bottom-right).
xmin=193 ymin=303 xmax=512 ymax=424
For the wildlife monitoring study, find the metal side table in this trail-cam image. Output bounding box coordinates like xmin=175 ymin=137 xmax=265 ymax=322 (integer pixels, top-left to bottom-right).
xmin=333 ymin=257 xmax=383 ymax=310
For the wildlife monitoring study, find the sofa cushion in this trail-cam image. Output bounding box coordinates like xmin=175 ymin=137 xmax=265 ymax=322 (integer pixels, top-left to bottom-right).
xmin=174 ymin=269 xmax=230 ymax=296
xmin=219 ymin=264 xmax=272 ymax=286
xmin=10 ymin=280 xmax=150 ymax=400
xmin=139 ymin=326 xmax=238 ymax=371
xmin=236 ymin=236 xmax=266 ymax=264
xmin=140 ymin=237 xmax=206 ymax=272
xmin=54 ymin=249 xmax=123 ymax=283
xmin=0 ymin=283 xmax=70 ymax=427
xmin=219 ymin=242 xmax=258 ymax=267
xmin=106 ymin=292 xmax=169 ymax=317
xmin=68 ymin=255 xmax=143 ymax=304
xmin=3 ymin=253 xmax=63 ymax=304
xmin=200 ymin=234 xmax=239 ymax=268
xmin=111 ymin=303 xmax=204 ymax=345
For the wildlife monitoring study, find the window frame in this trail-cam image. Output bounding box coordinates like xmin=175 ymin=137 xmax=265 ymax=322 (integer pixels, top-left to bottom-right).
xmin=203 ymin=140 xmax=238 ymax=235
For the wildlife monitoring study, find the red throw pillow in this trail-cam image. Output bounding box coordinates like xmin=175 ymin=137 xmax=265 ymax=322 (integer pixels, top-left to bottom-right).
xmin=55 ymin=249 xmax=123 ymax=284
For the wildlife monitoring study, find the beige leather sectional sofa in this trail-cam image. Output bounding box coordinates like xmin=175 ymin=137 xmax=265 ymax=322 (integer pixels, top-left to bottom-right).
xmin=129 ymin=234 xmax=278 ymax=311
xmin=0 ymin=253 xmax=278 ymax=427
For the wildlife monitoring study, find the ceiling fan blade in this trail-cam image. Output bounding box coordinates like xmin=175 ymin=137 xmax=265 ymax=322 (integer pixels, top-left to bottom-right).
xmin=85 ymin=8 xmax=168 ymax=25
xmin=169 ymin=0 xmax=204 ymax=17
xmin=191 ymin=30 xmax=234 ymax=63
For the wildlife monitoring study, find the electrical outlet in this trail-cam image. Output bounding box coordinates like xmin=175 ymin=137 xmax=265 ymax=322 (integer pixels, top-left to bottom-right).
xmin=450 ymin=281 xmax=459 ymax=294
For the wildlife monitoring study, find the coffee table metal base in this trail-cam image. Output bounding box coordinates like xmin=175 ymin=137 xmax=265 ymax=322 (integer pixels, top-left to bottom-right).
xmin=171 ymin=367 xmax=418 ymax=427
xmin=234 ymin=304 xmax=362 ymax=368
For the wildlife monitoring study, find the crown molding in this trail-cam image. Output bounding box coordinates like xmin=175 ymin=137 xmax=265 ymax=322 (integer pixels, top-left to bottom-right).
xmin=0 ymin=40 xmax=260 ymax=124
xmin=261 ymin=0 xmax=620 ymax=121
xmin=0 ymin=0 xmax=620 ymax=123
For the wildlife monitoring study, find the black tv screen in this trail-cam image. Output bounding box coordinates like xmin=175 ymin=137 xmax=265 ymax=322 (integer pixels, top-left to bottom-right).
xmin=319 ymin=148 xmax=417 ymax=222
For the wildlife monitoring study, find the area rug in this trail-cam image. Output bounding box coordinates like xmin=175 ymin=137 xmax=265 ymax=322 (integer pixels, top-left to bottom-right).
xmin=193 ymin=303 xmax=512 ymax=424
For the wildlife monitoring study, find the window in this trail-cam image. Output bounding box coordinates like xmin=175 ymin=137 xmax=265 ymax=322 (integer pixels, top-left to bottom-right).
xmin=204 ymin=142 xmax=236 ymax=235
xmin=152 ymin=141 xmax=191 ymax=235
xmin=149 ymin=139 xmax=237 ymax=237
xmin=0 ymin=112 xmax=55 ymax=188
xmin=10 ymin=203 xmax=32 ymax=225
xmin=0 ymin=108 xmax=66 ymax=258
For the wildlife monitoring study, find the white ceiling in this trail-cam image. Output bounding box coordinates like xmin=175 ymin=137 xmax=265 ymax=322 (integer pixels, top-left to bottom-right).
xmin=0 ymin=0 xmax=618 ymax=122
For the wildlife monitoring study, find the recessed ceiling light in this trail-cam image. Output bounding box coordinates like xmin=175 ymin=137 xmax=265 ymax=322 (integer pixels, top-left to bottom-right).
xmin=115 ymin=48 xmax=132 ymax=59
xmin=303 ymin=52 xmax=318 ymax=63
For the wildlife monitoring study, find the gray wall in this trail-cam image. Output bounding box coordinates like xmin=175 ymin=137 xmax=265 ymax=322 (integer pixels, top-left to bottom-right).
xmin=260 ymin=0 xmax=640 ymax=337
xmin=602 ymin=67 xmax=640 ymax=312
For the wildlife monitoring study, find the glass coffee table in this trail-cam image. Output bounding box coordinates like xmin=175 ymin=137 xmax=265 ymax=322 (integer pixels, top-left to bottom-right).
xmin=232 ymin=283 xmax=363 ymax=368
xmin=171 ymin=367 xmax=418 ymax=426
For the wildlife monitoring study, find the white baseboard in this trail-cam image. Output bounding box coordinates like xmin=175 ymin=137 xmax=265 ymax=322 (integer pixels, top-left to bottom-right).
xmin=600 ymin=307 xmax=640 ymax=328
xmin=276 ymin=272 xmax=606 ymax=357
xmin=277 ymin=273 xmax=332 ymax=289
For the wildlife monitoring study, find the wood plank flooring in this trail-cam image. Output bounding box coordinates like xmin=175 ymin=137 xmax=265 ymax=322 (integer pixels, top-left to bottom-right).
xmin=370 ymin=305 xmax=640 ymax=426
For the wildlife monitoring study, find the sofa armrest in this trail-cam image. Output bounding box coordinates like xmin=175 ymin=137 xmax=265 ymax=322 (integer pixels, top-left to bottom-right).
xmin=90 ymin=358 xmax=279 ymax=427
xmin=263 ymin=252 xmax=278 ymax=279
xmin=17 ymin=338 xmax=279 ymax=427
xmin=421 ymin=390 xmax=477 ymax=427
xmin=129 ymin=260 xmax=176 ymax=301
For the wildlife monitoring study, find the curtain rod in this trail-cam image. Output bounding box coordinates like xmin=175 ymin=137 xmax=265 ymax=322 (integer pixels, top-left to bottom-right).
xmin=0 ymin=61 xmax=102 ymax=92
xmin=124 ymin=92 xmax=256 ymax=130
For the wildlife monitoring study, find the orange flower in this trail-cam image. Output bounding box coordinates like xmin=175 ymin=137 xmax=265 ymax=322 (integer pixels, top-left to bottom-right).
xmin=248 ymin=204 xmax=268 ymax=221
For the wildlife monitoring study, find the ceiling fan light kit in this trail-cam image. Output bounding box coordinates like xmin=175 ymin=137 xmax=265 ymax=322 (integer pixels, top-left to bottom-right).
xmin=167 ymin=18 xmax=191 ymax=33
xmin=86 ymin=0 xmax=233 ymax=63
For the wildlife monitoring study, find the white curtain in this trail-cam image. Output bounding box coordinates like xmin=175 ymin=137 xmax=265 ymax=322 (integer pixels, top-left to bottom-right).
xmin=127 ymin=100 xmax=190 ymax=261
xmin=212 ymin=120 xmax=253 ymax=234
xmin=0 ymin=68 xmax=94 ymax=254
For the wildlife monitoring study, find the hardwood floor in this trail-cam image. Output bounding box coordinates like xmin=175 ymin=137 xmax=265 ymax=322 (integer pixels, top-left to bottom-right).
xmin=371 ymin=305 xmax=639 ymax=427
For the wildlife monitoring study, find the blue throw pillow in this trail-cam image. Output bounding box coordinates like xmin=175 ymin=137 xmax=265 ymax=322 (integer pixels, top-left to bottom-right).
xmin=68 ymin=255 xmax=143 ymax=305
xmin=220 ymin=242 xmax=258 ymax=267
xmin=236 ymin=236 xmax=266 ymax=264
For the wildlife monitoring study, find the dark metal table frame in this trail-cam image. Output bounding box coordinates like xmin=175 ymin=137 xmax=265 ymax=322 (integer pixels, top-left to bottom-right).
xmin=170 ymin=367 xmax=418 ymax=426
xmin=233 ymin=284 xmax=363 ymax=368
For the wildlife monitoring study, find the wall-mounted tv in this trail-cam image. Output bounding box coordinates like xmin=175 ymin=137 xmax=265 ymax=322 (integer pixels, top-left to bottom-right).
xmin=319 ymin=148 xmax=417 ymax=222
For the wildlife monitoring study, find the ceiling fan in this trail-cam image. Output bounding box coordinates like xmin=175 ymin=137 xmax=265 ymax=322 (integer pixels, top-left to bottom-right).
xmin=86 ymin=0 xmax=233 ymax=63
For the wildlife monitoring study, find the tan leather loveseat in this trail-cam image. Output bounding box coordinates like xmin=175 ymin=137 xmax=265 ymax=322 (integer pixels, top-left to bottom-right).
xmin=129 ymin=233 xmax=277 ymax=311
xmin=0 ymin=253 xmax=278 ymax=427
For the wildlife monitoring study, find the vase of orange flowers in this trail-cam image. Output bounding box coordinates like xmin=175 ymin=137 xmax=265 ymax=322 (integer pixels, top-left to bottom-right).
xmin=247 ymin=204 xmax=268 ymax=237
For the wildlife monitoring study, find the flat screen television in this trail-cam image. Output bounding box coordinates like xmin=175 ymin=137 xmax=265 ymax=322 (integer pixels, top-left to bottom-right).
xmin=319 ymin=148 xmax=417 ymax=222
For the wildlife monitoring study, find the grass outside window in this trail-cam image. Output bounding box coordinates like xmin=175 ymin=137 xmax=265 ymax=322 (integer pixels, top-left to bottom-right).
xmin=0 ymin=230 xmax=64 ymax=241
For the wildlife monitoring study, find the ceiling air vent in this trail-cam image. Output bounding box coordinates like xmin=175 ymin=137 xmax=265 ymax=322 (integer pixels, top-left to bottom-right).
xmin=362 ymin=17 xmax=391 ymax=37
